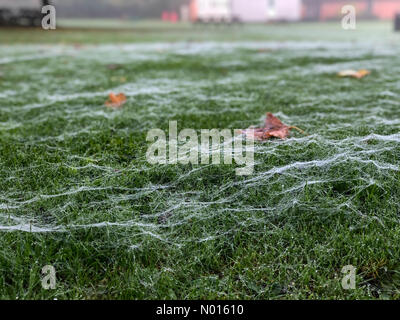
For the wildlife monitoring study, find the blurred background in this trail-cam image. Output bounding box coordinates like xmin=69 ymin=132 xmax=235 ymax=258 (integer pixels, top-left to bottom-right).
xmin=1 ymin=0 xmax=400 ymax=44
xmin=1 ymin=0 xmax=400 ymax=25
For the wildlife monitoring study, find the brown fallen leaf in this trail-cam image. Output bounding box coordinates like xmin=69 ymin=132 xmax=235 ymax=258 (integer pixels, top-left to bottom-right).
xmin=73 ymin=43 xmax=84 ymax=50
xmin=337 ymin=69 xmax=370 ymax=79
xmin=105 ymin=92 xmax=127 ymax=109
xmin=106 ymin=63 xmax=123 ymax=70
xmin=241 ymin=113 xmax=305 ymax=141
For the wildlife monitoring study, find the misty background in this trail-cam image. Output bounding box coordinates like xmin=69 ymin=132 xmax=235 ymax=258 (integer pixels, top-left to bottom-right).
xmin=52 ymin=0 xmax=188 ymax=19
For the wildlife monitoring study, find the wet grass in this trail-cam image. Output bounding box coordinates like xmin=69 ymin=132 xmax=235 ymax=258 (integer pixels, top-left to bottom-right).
xmin=0 ymin=19 xmax=397 ymax=43
xmin=1 ymin=21 xmax=400 ymax=299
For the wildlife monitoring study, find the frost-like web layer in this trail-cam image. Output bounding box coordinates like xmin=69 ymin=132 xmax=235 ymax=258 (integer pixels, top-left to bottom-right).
xmin=0 ymin=41 xmax=399 ymax=251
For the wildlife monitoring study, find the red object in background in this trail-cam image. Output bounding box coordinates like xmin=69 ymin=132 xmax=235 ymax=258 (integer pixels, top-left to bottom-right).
xmin=190 ymin=0 xmax=198 ymax=22
xmin=170 ymin=11 xmax=178 ymax=23
xmin=162 ymin=11 xmax=178 ymax=23
xmin=373 ymin=0 xmax=400 ymax=20
xmin=162 ymin=11 xmax=170 ymax=21
xmin=320 ymin=1 xmax=367 ymax=21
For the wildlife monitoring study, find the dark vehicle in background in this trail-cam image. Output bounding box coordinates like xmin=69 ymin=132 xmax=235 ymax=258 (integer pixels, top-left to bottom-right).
xmin=0 ymin=0 xmax=50 ymax=27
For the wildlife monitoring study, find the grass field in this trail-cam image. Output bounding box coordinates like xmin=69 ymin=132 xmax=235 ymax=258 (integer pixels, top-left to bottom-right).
xmin=1 ymin=21 xmax=400 ymax=299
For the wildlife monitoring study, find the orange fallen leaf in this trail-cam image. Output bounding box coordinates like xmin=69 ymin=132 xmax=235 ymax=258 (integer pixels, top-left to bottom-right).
xmin=73 ymin=43 xmax=84 ymax=50
xmin=105 ymin=92 xmax=127 ymax=109
xmin=241 ymin=113 xmax=305 ymax=141
xmin=337 ymin=69 xmax=370 ymax=79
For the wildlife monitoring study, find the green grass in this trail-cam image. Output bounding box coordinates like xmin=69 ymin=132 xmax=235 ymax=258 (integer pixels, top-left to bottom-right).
xmin=0 ymin=19 xmax=398 ymax=43
xmin=1 ymin=21 xmax=400 ymax=299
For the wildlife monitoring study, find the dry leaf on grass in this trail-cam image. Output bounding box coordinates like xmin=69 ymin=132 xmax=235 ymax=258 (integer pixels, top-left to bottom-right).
xmin=106 ymin=64 xmax=123 ymax=70
xmin=73 ymin=43 xmax=84 ymax=50
xmin=337 ymin=69 xmax=370 ymax=79
xmin=105 ymin=92 xmax=127 ymax=109
xmin=241 ymin=113 xmax=305 ymax=141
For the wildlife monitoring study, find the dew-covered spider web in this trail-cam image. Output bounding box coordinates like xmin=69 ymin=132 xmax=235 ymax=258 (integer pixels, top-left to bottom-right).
xmin=1 ymin=40 xmax=400 ymax=253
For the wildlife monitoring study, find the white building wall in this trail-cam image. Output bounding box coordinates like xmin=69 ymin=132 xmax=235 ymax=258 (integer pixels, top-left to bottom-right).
xmin=267 ymin=0 xmax=302 ymax=21
xmin=231 ymin=0 xmax=267 ymax=22
xmin=196 ymin=0 xmax=231 ymax=22
xmin=194 ymin=0 xmax=302 ymax=23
